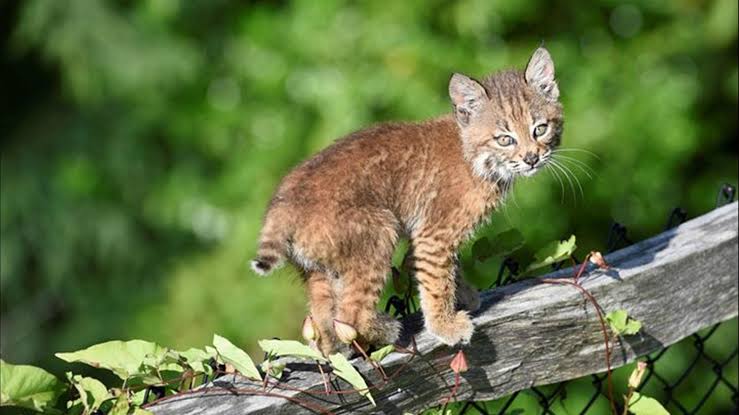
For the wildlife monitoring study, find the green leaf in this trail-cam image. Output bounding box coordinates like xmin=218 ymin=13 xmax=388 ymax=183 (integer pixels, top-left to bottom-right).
xmin=176 ymin=347 xmax=216 ymax=375
xmin=369 ymin=345 xmax=395 ymax=363
xmin=260 ymin=360 xmax=286 ymax=379
xmin=257 ymin=339 xmax=326 ymax=362
xmin=55 ymin=340 xmax=167 ymax=380
xmin=139 ymin=351 xmax=185 ymax=386
xmin=67 ymin=373 xmax=110 ymax=413
xmin=212 ymin=334 xmax=261 ymax=380
xmin=472 ymin=229 xmax=525 ymax=261
xmin=108 ymin=393 xmax=153 ymax=415
xmin=606 ymin=309 xmax=643 ymax=336
xmin=177 ymin=347 xmax=213 ymax=364
xmin=526 ymin=235 xmax=577 ymax=271
xmin=130 ymin=389 xmax=148 ymax=406
xmin=0 ymin=359 xmax=66 ymax=412
xmin=471 ymin=237 xmax=493 ymax=261
xmin=328 ymin=353 xmax=375 ymax=406
xmin=107 ymin=396 xmax=130 ymax=415
xmin=628 ymin=392 xmax=670 ymax=415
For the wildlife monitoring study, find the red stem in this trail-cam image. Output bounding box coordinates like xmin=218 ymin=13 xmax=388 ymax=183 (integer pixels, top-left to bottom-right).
xmin=543 ymin=253 xmax=618 ymax=415
xmin=352 ymin=340 xmax=388 ymax=380
xmin=440 ymin=372 xmax=461 ymax=409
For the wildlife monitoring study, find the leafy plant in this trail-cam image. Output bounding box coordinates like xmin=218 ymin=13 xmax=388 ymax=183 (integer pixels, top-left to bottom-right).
xmin=212 ymin=334 xmax=261 ymax=381
xmin=55 ymin=340 xmax=168 ymax=381
xmin=67 ymin=374 xmax=111 ymax=414
xmin=258 ymin=339 xmax=326 ymax=362
xmin=526 ymin=235 xmax=577 ymax=272
xmin=606 ymin=309 xmax=643 ymax=336
xmin=623 ymin=361 xmax=670 ymax=415
xmin=628 ymin=392 xmax=670 ymax=415
xmin=0 ymin=360 xmax=65 ymax=412
xmin=329 ymin=353 xmax=376 ymax=406
xmin=369 ymin=345 xmax=395 ymax=363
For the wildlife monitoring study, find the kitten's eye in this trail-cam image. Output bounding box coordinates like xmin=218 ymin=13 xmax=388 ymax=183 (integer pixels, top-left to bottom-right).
xmin=533 ymin=123 xmax=549 ymax=138
xmin=495 ymin=135 xmax=516 ymax=147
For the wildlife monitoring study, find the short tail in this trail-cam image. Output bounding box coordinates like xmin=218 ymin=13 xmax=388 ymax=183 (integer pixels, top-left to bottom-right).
xmin=250 ymin=212 xmax=290 ymax=276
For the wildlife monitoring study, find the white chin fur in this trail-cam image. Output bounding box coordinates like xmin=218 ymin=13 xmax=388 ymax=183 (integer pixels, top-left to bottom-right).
xmin=522 ymin=168 xmax=538 ymax=177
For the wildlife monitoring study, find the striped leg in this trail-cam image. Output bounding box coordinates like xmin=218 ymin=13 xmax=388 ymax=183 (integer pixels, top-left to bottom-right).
xmin=410 ymin=235 xmax=474 ymax=345
xmin=335 ymin=262 xmax=401 ymax=349
xmin=305 ymin=270 xmax=338 ymax=356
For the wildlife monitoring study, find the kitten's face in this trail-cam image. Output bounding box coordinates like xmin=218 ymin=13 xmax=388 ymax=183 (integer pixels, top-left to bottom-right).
xmin=449 ymin=47 xmax=564 ymax=182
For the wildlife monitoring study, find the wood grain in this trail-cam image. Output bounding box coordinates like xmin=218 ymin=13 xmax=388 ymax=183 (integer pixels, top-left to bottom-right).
xmin=149 ymin=202 xmax=738 ymax=415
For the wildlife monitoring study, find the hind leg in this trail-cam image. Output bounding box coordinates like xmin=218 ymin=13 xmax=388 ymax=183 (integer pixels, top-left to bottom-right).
xmin=334 ymin=261 xmax=402 ymax=349
xmin=333 ymin=209 xmax=403 ymax=349
xmin=304 ymin=270 xmax=339 ymax=355
xmin=295 ymin=207 xmax=402 ymax=354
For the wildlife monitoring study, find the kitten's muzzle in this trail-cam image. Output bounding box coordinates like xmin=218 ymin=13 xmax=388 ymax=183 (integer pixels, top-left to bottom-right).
xmin=523 ymin=152 xmax=540 ymax=167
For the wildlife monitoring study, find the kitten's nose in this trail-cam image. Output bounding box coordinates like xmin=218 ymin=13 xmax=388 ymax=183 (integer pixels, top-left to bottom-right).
xmin=523 ymin=152 xmax=539 ymax=167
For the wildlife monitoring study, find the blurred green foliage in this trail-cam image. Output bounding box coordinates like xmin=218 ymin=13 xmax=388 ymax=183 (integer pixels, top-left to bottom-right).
xmin=0 ymin=0 xmax=736 ymax=411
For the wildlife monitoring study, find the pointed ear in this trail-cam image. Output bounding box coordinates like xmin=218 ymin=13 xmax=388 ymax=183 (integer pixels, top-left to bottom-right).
xmin=449 ymin=73 xmax=488 ymax=126
xmin=525 ymin=47 xmax=559 ymax=100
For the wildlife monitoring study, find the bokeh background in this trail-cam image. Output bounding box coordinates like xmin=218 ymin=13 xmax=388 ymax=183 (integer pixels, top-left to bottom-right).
xmin=1 ymin=0 xmax=737 ymax=412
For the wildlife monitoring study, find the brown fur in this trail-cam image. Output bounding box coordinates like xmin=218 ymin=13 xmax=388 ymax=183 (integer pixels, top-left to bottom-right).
xmin=252 ymin=47 xmax=564 ymax=355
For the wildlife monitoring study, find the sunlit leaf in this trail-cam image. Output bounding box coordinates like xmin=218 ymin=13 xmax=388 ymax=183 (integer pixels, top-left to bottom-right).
xmin=369 ymin=345 xmax=395 ymax=363
xmin=328 ymin=353 xmax=375 ymax=406
xmin=260 ymin=360 xmax=286 ymax=379
xmin=606 ymin=309 xmax=643 ymax=336
xmin=212 ymin=334 xmax=261 ymax=380
xmin=526 ymin=235 xmax=577 ymax=271
xmin=108 ymin=393 xmax=155 ymax=415
xmin=67 ymin=373 xmax=110 ymax=413
xmin=628 ymin=392 xmax=670 ymax=415
xmin=257 ymin=339 xmax=326 ymax=362
xmin=176 ymin=347 xmax=215 ymax=375
xmin=55 ymin=340 xmax=167 ymax=380
xmin=107 ymin=396 xmax=130 ymax=415
xmin=0 ymin=359 xmax=66 ymax=412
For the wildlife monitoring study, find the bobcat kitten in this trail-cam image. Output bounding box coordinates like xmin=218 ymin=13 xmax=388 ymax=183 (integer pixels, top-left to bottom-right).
xmin=252 ymin=47 xmax=563 ymax=355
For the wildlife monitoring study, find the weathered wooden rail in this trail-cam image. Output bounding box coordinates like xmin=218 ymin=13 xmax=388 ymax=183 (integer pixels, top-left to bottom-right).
xmin=150 ymin=202 xmax=738 ymax=414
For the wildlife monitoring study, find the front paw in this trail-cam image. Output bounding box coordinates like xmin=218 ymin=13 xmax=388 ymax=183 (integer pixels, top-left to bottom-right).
xmin=426 ymin=311 xmax=474 ymax=346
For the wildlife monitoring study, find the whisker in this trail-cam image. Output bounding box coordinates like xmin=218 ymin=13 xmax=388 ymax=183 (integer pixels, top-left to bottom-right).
xmin=548 ymin=159 xmax=579 ymax=204
xmin=549 ymin=160 xmax=575 ymax=203
xmin=510 ymin=186 xmax=521 ymax=210
xmin=553 ymin=148 xmax=601 ymax=159
xmin=552 ymin=153 xmax=596 ymax=170
xmin=551 ymin=159 xmax=585 ymax=202
xmin=544 ymin=164 xmax=565 ymax=204
xmin=552 ymin=154 xmax=596 ymax=179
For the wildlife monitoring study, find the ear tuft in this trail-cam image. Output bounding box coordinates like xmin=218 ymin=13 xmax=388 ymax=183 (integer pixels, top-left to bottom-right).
xmin=525 ymin=47 xmax=559 ymax=100
xmin=448 ymin=73 xmax=487 ymax=125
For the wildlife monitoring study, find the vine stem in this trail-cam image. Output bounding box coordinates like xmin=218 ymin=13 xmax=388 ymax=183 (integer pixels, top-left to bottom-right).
xmin=542 ymin=252 xmax=618 ymax=415
xmin=316 ymin=360 xmax=331 ymax=394
xmin=440 ymin=371 xmax=461 ymax=409
xmin=352 ymin=340 xmax=388 ymax=380
xmin=622 ymin=389 xmax=634 ymax=415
